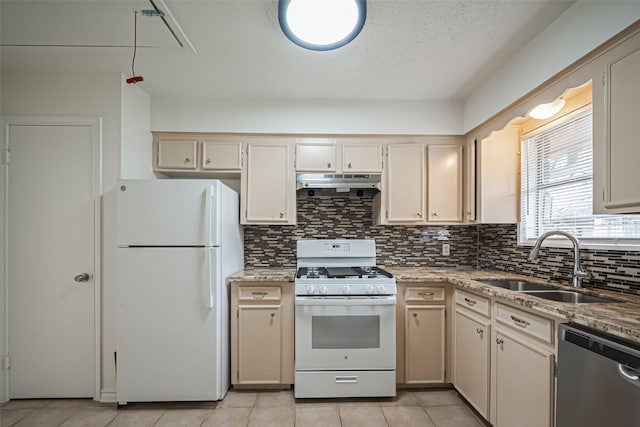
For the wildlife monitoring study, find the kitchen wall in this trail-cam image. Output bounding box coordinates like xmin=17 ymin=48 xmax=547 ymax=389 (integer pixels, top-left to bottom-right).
xmin=151 ymin=97 xmax=464 ymax=135
xmin=244 ymin=196 xmax=478 ymax=268
xmin=463 ymin=1 xmax=640 ymax=132
xmin=478 ymin=224 xmax=640 ymax=295
xmin=1 ymin=70 xmax=133 ymax=401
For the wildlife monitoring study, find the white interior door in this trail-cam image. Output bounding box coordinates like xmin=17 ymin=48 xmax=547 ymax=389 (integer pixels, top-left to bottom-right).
xmin=7 ymin=121 xmax=99 ymax=398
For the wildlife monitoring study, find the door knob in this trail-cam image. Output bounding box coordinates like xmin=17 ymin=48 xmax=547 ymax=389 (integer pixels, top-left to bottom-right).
xmin=74 ymin=273 xmax=90 ymax=283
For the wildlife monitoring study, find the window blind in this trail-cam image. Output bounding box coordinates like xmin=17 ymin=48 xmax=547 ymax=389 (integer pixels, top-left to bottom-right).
xmin=520 ymin=108 xmax=640 ymax=243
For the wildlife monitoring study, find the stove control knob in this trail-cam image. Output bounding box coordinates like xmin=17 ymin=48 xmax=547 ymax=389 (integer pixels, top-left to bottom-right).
xmin=342 ymin=285 xmax=351 ymax=294
xmin=366 ymin=285 xmax=374 ymax=294
xmin=319 ymin=286 xmax=328 ymax=294
xmin=306 ymin=285 xmax=315 ymax=294
xmin=377 ymin=285 xmax=386 ymax=294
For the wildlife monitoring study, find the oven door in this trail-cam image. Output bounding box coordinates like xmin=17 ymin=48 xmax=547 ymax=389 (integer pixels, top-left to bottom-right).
xmin=295 ymin=296 xmax=396 ymax=371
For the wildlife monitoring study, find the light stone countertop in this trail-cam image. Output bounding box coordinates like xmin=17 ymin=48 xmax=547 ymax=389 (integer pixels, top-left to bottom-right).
xmin=230 ymin=266 xmax=640 ymax=344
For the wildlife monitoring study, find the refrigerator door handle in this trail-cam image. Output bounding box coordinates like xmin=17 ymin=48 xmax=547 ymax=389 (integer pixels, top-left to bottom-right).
xmin=207 ymin=247 xmax=215 ymax=309
xmin=205 ymin=186 xmax=213 ymax=247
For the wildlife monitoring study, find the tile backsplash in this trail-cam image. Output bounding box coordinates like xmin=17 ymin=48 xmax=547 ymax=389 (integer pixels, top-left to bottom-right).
xmin=478 ymin=224 xmax=640 ymax=294
xmin=243 ymin=196 xmax=640 ymax=294
xmin=244 ymin=196 xmax=478 ymax=268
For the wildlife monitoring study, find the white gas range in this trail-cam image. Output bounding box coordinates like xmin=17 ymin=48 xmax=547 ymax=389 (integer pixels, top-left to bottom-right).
xmin=294 ymin=239 xmax=397 ymax=399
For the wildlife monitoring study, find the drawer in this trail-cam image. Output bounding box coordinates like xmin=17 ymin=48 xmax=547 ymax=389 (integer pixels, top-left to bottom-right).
xmin=238 ymin=286 xmax=282 ymax=301
xmin=495 ymin=303 xmax=553 ymax=344
xmin=455 ymin=290 xmax=490 ymax=318
xmin=405 ymin=286 xmax=446 ymax=303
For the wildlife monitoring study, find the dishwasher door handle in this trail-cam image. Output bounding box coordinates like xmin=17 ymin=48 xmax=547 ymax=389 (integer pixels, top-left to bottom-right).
xmin=618 ymin=364 xmax=640 ymax=387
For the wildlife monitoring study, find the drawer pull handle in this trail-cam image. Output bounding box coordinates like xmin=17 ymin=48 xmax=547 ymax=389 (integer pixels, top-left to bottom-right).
xmin=335 ymin=376 xmax=358 ymax=384
xmin=419 ymin=291 xmax=434 ymax=298
xmin=510 ymin=315 xmax=531 ymax=327
xmin=251 ymin=292 xmax=268 ymax=299
xmin=464 ymin=297 xmax=477 ymax=306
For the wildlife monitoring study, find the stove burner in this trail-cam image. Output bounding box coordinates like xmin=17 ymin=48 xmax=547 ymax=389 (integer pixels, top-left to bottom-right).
xmin=296 ymin=266 xmax=393 ymax=279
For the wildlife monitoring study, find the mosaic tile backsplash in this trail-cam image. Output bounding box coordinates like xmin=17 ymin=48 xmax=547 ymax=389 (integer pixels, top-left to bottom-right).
xmin=244 ymin=197 xmax=640 ymax=294
xmin=478 ymin=224 xmax=640 ymax=295
xmin=244 ymin=196 xmax=478 ymax=268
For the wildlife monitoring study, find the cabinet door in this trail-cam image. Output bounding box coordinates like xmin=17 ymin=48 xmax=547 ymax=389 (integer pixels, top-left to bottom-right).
xmin=478 ymin=128 xmax=519 ymax=223
xmin=201 ymin=142 xmax=242 ymax=170
xmin=453 ymin=308 xmax=490 ymax=418
xmin=386 ymin=144 xmax=425 ymax=223
xmin=494 ymin=329 xmax=554 ymax=427
xmin=243 ymin=142 xmax=295 ymax=224
xmin=602 ymin=44 xmax=640 ymax=211
xmin=296 ymin=144 xmax=336 ymax=172
xmin=237 ymin=305 xmax=282 ymax=384
xmin=343 ymin=144 xmax=382 ymax=173
xmin=427 ymin=145 xmax=463 ymax=221
xmin=405 ymin=305 xmax=445 ymax=384
xmin=157 ymin=140 xmax=197 ymax=170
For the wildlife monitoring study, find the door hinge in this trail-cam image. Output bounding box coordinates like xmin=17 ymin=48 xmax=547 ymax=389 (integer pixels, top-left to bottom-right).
xmin=245 ymin=209 xmax=248 ymax=219
xmin=386 ymin=210 xmax=389 ymax=219
xmin=3 ymin=355 xmax=10 ymax=370
xmin=236 ymin=308 xmax=239 ymax=319
xmin=553 ymin=361 xmax=558 ymax=377
xmin=602 ymin=71 xmax=606 ymax=86
xmin=3 ymin=150 xmax=10 ymax=165
xmin=236 ymin=370 xmax=239 ymax=381
xmin=603 ymin=188 xmax=605 ymax=202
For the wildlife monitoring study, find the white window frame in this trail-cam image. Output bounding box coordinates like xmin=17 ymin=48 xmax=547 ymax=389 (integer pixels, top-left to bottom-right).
xmin=517 ymin=105 xmax=640 ymax=251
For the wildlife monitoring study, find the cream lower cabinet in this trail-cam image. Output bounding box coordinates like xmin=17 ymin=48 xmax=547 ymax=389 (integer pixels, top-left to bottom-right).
xmin=231 ymin=282 xmax=294 ymax=387
xmin=452 ymin=291 xmax=556 ymax=427
xmin=453 ymin=305 xmax=490 ymax=418
xmin=492 ymin=303 xmax=555 ymax=427
xmin=397 ymin=283 xmax=447 ymax=385
xmin=241 ymin=142 xmax=296 ymax=225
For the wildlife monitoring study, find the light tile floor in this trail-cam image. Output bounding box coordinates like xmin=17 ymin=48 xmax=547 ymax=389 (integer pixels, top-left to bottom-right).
xmin=0 ymin=389 xmax=488 ymax=427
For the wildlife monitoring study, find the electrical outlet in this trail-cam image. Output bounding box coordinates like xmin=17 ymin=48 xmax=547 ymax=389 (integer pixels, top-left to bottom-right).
xmin=442 ymin=243 xmax=450 ymax=256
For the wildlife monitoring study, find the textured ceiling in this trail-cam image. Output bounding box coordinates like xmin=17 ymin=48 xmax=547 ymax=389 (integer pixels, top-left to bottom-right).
xmin=1 ymin=0 xmax=575 ymax=101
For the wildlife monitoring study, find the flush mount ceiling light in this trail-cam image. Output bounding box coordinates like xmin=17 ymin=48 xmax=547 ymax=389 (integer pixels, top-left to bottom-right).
xmin=279 ymin=0 xmax=366 ymax=51
xmin=528 ymin=98 xmax=567 ymax=120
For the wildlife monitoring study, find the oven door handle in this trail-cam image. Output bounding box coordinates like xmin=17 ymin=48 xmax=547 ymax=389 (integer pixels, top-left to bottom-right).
xmin=295 ymin=297 xmax=397 ymax=306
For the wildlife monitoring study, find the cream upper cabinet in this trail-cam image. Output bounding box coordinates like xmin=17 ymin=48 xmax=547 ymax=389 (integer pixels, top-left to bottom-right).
xmin=231 ymin=282 xmax=294 ymax=387
xmin=242 ymin=142 xmax=296 ymax=225
xmin=201 ymin=142 xmax=242 ymax=171
xmin=427 ymin=145 xmax=463 ymax=222
xmin=342 ymin=143 xmax=383 ymax=173
xmin=296 ymin=142 xmax=336 ymax=172
xmin=156 ymin=139 xmax=198 ymax=170
xmin=385 ymin=144 xmax=426 ymax=223
xmin=594 ymin=31 xmax=640 ymax=213
xmin=477 ymin=127 xmax=520 ymax=223
xmin=453 ymin=302 xmax=490 ymax=419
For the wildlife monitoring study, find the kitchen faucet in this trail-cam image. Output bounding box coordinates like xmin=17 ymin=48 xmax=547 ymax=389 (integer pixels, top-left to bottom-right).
xmin=528 ymin=230 xmax=589 ymax=289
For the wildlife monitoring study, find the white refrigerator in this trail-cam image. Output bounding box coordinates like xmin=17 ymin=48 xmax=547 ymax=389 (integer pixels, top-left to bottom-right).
xmin=115 ymin=179 xmax=243 ymax=403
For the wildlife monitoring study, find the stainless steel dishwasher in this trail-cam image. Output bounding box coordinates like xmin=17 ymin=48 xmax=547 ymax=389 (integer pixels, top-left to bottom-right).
xmin=557 ymin=323 xmax=640 ymax=427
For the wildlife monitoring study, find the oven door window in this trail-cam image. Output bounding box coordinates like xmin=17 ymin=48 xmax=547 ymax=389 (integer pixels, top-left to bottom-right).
xmin=312 ymin=315 xmax=380 ymax=349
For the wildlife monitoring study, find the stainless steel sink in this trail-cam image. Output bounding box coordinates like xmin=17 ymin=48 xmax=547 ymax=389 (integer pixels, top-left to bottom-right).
xmin=519 ymin=290 xmax=619 ymax=304
xmin=478 ymin=279 xmax=556 ymax=291
xmin=478 ymin=279 xmax=620 ymax=303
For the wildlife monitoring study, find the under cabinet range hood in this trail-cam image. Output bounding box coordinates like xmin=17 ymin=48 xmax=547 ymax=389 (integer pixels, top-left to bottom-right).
xmin=296 ymin=173 xmax=381 ymax=197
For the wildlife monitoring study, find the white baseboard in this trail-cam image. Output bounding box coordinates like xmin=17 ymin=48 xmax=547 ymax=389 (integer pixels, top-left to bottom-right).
xmin=100 ymin=390 xmax=117 ymax=403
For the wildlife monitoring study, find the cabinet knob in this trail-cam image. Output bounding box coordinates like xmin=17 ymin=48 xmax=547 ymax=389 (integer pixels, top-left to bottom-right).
xmin=476 ymin=328 xmax=483 ymax=334
xmin=270 ymin=313 xmax=275 ymax=318
xmin=412 ymin=313 xmax=417 ymax=318
xmin=417 ymin=212 xmax=422 ymax=217
xmin=184 ymin=157 xmax=191 ymax=163
xmin=348 ymin=162 xmax=352 ymax=169
xmin=432 ymin=212 xmax=439 ymax=217
xmin=496 ymin=338 xmax=504 ymax=345
xmin=279 ymin=212 xmax=284 ymax=218
xmin=327 ymin=162 xmax=332 ymax=168
xmin=206 ymin=158 xmax=212 ymax=164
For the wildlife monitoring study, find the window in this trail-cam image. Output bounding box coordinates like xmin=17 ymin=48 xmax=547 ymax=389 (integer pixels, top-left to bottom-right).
xmin=519 ymin=106 xmax=640 ymax=247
